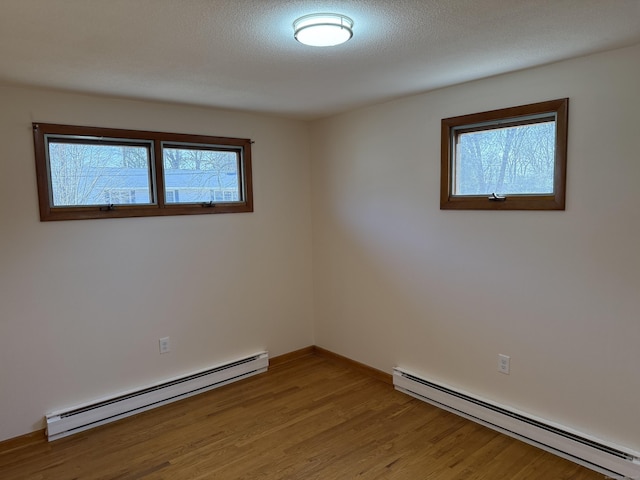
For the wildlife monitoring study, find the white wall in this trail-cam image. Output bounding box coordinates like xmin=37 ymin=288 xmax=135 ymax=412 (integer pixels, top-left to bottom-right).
xmin=310 ymin=44 xmax=640 ymax=452
xmin=0 ymin=86 xmax=314 ymax=441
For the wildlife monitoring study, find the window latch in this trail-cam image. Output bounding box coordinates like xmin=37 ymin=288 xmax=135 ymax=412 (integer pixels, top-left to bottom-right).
xmin=488 ymin=193 xmax=506 ymax=202
xmin=99 ymin=204 xmax=115 ymax=211
xmin=202 ymin=201 xmax=216 ymax=208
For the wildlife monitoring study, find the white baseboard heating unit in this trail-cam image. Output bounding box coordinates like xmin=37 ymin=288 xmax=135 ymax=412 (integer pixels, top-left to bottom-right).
xmin=46 ymin=351 xmax=269 ymax=441
xmin=393 ymin=367 xmax=640 ymax=480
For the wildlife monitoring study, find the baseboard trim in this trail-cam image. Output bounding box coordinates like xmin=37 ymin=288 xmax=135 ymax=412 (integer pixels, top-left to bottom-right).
xmin=0 ymin=429 xmax=45 ymax=454
xmin=270 ymin=346 xmax=316 ymax=367
xmin=313 ymin=346 xmax=393 ymax=385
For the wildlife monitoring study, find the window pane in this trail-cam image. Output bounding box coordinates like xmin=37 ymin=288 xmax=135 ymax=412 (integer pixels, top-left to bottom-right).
xmin=48 ymin=141 xmax=152 ymax=206
xmin=454 ymin=121 xmax=555 ymax=196
xmin=163 ymin=147 xmax=241 ymax=204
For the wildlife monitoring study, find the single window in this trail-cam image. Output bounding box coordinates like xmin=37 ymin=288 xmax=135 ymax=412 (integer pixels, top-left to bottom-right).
xmin=33 ymin=123 xmax=253 ymax=221
xmin=441 ymin=98 xmax=568 ymax=210
xmin=47 ymin=140 xmax=153 ymax=207
xmin=163 ymin=144 xmax=241 ymax=205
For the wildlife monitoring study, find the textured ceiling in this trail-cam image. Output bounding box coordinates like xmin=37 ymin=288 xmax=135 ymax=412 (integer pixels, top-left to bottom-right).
xmin=0 ymin=0 xmax=639 ymax=119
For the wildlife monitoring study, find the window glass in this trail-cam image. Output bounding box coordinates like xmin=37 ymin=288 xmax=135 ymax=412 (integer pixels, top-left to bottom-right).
xmin=453 ymin=120 xmax=555 ymax=196
xmin=47 ymin=140 xmax=152 ymax=206
xmin=163 ymin=146 xmax=241 ymax=204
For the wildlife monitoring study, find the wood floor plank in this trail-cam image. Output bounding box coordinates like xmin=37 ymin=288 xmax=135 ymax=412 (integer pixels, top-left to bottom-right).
xmin=0 ymin=354 xmax=606 ymax=480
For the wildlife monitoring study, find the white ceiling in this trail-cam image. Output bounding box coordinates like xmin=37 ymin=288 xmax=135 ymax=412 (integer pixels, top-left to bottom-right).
xmin=1 ymin=0 xmax=639 ymax=119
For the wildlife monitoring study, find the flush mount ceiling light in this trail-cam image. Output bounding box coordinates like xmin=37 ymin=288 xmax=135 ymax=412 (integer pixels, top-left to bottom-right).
xmin=293 ymin=13 xmax=354 ymax=47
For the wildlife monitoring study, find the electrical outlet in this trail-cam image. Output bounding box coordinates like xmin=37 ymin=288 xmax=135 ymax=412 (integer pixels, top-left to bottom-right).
xmin=498 ymin=354 xmax=510 ymax=374
xmin=159 ymin=337 xmax=170 ymax=354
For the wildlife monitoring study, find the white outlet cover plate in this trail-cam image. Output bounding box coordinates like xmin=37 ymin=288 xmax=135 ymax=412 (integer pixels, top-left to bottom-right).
xmin=498 ymin=354 xmax=510 ymax=374
xmin=159 ymin=337 xmax=170 ymax=354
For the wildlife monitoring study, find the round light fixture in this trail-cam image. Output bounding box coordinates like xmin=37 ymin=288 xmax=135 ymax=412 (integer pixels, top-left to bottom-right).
xmin=293 ymin=13 xmax=354 ymax=47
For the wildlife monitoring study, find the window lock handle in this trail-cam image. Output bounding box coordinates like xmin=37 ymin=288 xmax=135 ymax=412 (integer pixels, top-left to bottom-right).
xmin=488 ymin=193 xmax=506 ymax=202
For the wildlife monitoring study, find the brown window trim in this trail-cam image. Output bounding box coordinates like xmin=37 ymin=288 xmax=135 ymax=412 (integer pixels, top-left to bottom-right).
xmin=440 ymin=98 xmax=568 ymax=210
xmin=33 ymin=123 xmax=253 ymax=221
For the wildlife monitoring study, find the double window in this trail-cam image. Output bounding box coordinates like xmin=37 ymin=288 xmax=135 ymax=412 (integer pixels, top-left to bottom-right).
xmin=441 ymin=98 xmax=568 ymax=210
xmin=33 ymin=123 xmax=253 ymax=221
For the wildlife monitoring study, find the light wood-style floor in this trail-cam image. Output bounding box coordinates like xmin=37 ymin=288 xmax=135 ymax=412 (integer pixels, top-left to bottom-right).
xmin=0 ymin=352 xmax=605 ymax=479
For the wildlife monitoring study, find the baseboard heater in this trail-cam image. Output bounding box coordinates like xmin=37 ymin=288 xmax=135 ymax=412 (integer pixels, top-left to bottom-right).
xmin=393 ymin=368 xmax=640 ymax=480
xmin=46 ymin=352 xmax=269 ymax=441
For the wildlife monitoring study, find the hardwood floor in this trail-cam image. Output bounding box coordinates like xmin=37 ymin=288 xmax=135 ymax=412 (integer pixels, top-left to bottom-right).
xmin=0 ymin=353 xmax=605 ymax=479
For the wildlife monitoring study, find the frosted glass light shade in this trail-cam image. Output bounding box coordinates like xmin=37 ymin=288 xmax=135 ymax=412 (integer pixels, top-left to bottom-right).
xmin=294 ymin=13 xmax=354 ymax=47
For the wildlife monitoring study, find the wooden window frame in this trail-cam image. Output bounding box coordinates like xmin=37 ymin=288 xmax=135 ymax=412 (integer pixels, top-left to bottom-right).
xmin=440 ymin=98 xmax=568 ymax=210
xmin=33 ymin=123 xmax=253 ymax=221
